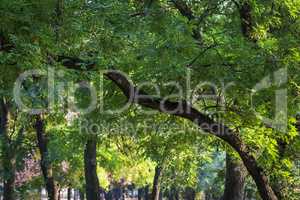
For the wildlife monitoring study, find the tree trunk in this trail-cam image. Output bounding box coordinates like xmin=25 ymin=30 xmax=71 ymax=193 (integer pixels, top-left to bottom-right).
xmin=68 ymin=188 xmax=72 ymax=200
xmin=2 ymin=150 xmax=15 ymax=200
xmin=35 ymin=115 xmax=57 ymax=200
xmin=84 ymin=138 xmax=100 ymax=200
xmin=145 ymin=185 xmax=150 ymax=200
xmin=219 ymin=133 xmax=277 ymax=200
xmin=1 ymin=98 xmax=15 ymax=200
xmin=58 ymin=189 xmax=61 ymax=200
xmin=151 ymin=165 xmax=162 ymax=200
xmin=183 ymin=187 xmax=195 ymax=200
xmin=238 ymin=1 xmax=254 ymax=40
xmin=138 ymin=188 xmax=143 ymax=200
xmin=223 ymin=153 xmax=247 ymax=200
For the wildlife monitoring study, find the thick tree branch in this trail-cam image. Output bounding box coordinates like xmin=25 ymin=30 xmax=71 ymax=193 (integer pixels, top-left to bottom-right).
xmin=238 ymin=1 xmax=255 ymax=41
xmin=55 ymin=55 xmax=96 ymax=70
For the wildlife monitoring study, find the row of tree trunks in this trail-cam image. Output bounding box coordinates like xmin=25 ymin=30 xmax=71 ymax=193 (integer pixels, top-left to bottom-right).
xmin=54 ymin=2 xmax=278 ymax=198
xmin=35 ymin=115 xmax=58 ymax=200
xmin=84 ymin=137 xmax=100 ymax=200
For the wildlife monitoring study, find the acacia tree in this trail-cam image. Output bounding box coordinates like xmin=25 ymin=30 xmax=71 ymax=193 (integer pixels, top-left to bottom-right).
xmin=44 ymin=1 xmax=300 ymax=199
xmin=0 ymin=1 xmax=299 ymax=200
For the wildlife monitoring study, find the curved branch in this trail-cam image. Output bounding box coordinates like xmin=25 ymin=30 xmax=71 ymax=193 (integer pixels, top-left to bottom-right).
xmin=104 ymin=69 xmax=278 ymax=200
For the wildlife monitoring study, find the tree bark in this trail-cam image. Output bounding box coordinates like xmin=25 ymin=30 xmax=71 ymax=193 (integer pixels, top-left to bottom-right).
xmin=84 ymin=137 xmax=100 ymax=200
xmin=145 ymin=185 xmax=150 ymax=200
xmin=138 ymin=188 xmax=143 ymax=200
xmin=238 ymin=1 xmax=254 ymax=40
xmin=68 ymin=188 xmax=72 ymax=200
xmin=151 ymin=165 xmax=163 ymax=200
xmin=35 ymin=115 xmax=57 ymax=200
xmin=58 ymin=189 xmax=61 ymax=200
xmin=183 ymin=187 xmax=195 ymax=200
xmin=223 ymin=153 xmax=247 ymax=200
xmin=0 ymin=98 xmax=15 ymax=200
xmin=2 ymin=147 xmax=16 ymax=200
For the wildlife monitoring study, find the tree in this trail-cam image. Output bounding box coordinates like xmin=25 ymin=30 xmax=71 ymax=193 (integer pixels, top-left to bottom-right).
xmin=0 ymin=1 xmax=299 ymax=200
xmin=84 ymin=137 xmax=100 ymax=200
xmin=35 ymin=115 xmax=58 ymax=200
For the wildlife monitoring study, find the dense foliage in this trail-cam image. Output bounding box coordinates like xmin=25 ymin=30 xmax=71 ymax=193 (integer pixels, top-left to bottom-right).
xmin=0 ymin=0 xmax=299 ymax=200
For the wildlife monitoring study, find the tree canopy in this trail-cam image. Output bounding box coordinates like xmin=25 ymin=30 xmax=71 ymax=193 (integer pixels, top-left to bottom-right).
xmin=0 ymin=0 xmax=299 ymax=200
